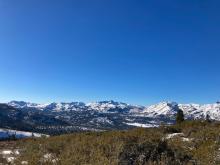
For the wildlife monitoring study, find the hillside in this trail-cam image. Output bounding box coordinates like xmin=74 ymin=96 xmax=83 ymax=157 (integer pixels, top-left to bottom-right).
xmin=1 ymin=101 xmax=220 ymax=136
xmin=0 ymin=101 xmax=220 ymax=135
xmin=1 ymin=121 xmax=220 ymax=165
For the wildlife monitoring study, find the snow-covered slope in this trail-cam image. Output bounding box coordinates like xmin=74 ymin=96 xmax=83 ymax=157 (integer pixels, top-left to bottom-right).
xmin=5 ymin=100 xmax=220 ymax=131
xmin=86 ymin=101 xmax=127 ymax=111
xmin=44 ymin=102 xmax=86 ymax=112
xmin=8 ymin=101 xmax=47 ymax=110
xmin=86 ymin=100 xmax=144 ymax=113
xmin=178 ymin=104 xmax=203 ymax=119
xmin=201 ymin=103 xmax=220 ymax=120
xmin=9 ymin=101 xmax=86 ymax=112
xmin=8 ymin=100 xmax=220 ymax=120
xmin=0 ymin=128 xmax=48 ymax=139
xmin=142 ymin=102 xmax=178 ymax=118
xmin=8 ymin=100 xmax=143 ymax=113
xmin=179 ymin=103 xmax=220 ymax=120
xmin=141 ymin=101 xmax=220 ymax=120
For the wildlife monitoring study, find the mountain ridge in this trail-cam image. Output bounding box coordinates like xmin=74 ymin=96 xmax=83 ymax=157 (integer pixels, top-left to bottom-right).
xmin=0 ymin=100 xmax=219 ymax=135
xmin=8 ymin=100 xmax=220 ymax=117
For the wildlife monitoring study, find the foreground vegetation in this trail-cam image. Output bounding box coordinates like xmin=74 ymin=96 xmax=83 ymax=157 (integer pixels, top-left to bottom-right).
xmin=1 ymin=121 xmax=220 ymax=165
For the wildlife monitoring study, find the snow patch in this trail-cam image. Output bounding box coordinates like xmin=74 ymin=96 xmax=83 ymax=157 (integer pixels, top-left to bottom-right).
xmin=165 ymin=133 xmax=193 ymax=142
xmin=166 ymin=133 xmax=184 ymax=139
xmin=125 ymin=122 xmax=159 ymax=128
xmin=90 ymin=117 xmax=113 ymax=125
xmin=0 ymin=128 xmax=49 ymax=139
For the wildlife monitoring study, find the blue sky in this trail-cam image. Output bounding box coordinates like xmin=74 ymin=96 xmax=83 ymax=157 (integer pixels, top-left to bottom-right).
xmin=0 ymin=0 xmax=219 ymax=105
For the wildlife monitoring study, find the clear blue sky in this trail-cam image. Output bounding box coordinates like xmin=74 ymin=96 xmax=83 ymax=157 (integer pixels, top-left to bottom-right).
xmin=0 ymin=0 xmax=219 ymax=105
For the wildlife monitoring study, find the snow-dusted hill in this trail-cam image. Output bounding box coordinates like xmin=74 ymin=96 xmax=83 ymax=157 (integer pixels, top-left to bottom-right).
xmin=179 ymin=103 xmax=220 ymax=120
xmin=8 ymin=100 xmax=220 ymax=120
xmin=3 ymin=100 xmax=220 ymax=133
xmin=8 ymin=101 xmax=47 ymax=110
xmin=8 ymin=100 xmax=144 ymax=113
xmin=140 ymin=101 xmax=220 ymax=120
xmin=8 ymin=101 xmax=86 ymax=112
xmin=142 ymin=102 xmax=178 ymax=118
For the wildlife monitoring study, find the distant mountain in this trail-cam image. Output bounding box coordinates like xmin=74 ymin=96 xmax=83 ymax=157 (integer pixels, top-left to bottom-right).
xmin=2 ymin=100 xmax=220 ymax=135
xmin=179 ymin=102 xmax=220 ymax=120
xmin=0 ymin=103 xmax=68 ymax=134
xmin=8 ymin=100 xmax=144 ymax=113
xmin=9 ymin=100 xmax=220 ymax=119
xmin=142 ymin=102 xmax=179 ymax=117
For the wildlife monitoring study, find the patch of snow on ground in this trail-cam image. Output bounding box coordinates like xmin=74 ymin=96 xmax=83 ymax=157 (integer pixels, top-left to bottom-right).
xmin=1 ymin=150 xmax=14 ymax=155
xmin=182 ymin=137 xmax=192 ymax=142
xmin=166 ymin=133 xmax=184 ymax=139
xmin=165 ymin=133 xmax=193 ymax=142
xmin=0 ymin=128 xmax=49 ymax=139
xmin=125 ymin=118 xmax=135 ymax=122
xmin=125 ymin=123 xmax=159 ymax=128
xmin=21 ymin=161 xmax=28 ymax=165
xmin=42 ymin=153 xmax=59 ymax=163
xmin=91 ymin=117 xmax=113 ymax=125
xmin=6 ymin=157 xmax=15 ymax=163
xmin=0 ymin=149 xmax=20 ymax=156
xmin=0 ymin=149 xmax=21 ymax=163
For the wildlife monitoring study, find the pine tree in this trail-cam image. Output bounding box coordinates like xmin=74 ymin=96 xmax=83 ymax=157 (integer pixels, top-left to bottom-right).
xmin=206 ymin=114 xmax=211 ymax=123
xmin=176 ymin=109 xmax=184 ymax=124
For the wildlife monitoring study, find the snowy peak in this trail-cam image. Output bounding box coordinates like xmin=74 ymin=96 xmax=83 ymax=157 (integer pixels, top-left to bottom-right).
xmin=44 ymin=102 xmax=86 ymax=112
xmin=86 ymin=100 xmax=144 ymax=113
xmin=7 ymin=100 xmax=220 ymax=121
xmin=142 ymin=102 xmax=178 ymax=117
xmin=8 ymin=100 xmax=144 ymax=113
xmin=177 ymin=103 xmax=220 ymax=120
xmin=86 ymin=100 xmax=128 ymax=111
xmin=8 ymin=101 xmax=47 ymax=110
xmin=8 ymin=101 xmax=86 ymax=112
xmin=141 ymin=101 xmax=220 ymax=120
xmin=8 ymin=101 xmax=27 ymax=108
xmin=199 ymin=103 xmax=220 ymax=120
xmin=3 ymin=100 xmax=220 ymax=132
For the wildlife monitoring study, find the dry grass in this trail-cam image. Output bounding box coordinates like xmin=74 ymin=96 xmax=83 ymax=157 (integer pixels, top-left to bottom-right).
xmin=2 ymin=121 xmax=220 ymax=165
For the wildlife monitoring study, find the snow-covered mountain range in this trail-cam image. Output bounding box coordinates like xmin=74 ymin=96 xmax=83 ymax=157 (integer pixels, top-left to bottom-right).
xmin=8 ymin=100 xmax=143 ymax=113
xmin=8 ymin=100 xmax=220 ymax=120
xmin=0 ymin=100 xmax=219 ymax=135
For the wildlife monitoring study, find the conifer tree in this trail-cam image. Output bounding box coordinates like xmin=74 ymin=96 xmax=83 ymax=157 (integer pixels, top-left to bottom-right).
xmin=176 ymin=109 xmax=184 ymax=124
xmin=206 ymin=114 xmax=211 ymax=123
